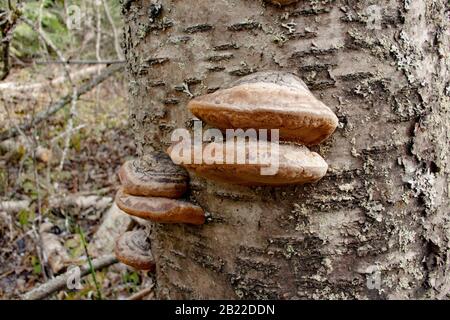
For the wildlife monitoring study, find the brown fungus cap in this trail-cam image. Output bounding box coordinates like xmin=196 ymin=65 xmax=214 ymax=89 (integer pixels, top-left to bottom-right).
xmin=167 ymin=140 xmax=328 ymax=186
xmin=118 ymin=152 xmax=188 ymax=198
xmin=115 ymin=187 xmax=205 ymax=225
xmin=114 ymin=230 xmax=155 ymax=271
xmin=188 ymin=71 xmax=339 ymax=146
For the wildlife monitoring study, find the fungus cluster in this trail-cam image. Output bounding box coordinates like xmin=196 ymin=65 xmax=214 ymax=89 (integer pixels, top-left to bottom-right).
xmin=114 ymin=152 xmax=205 ymax=270
xmin=170 ymin=71 xmax=338 ymax=185
xmin=114 ymin=71 xmax=337 ymax=268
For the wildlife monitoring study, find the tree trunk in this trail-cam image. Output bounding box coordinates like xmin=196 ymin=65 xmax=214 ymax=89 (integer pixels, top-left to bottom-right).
xmin=121 ymin=0 xmax=450 ymax=299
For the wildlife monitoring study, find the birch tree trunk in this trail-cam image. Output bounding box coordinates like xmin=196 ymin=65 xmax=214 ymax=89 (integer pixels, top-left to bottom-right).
xmin=121 ymin=0 xmax=450 ymax=299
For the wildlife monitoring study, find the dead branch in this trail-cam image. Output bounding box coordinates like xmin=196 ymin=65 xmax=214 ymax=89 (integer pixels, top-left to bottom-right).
xmin=0 ymin=66 xmax=104 ymax=92
xmin=0 ymin=63 xmax=124 ymax=141
xmin=22 ymin=254 xmax=118 ymax=300
xmin=58 ymin=87 xmax=78 ymax=170
xmin=95 ymin=1 xmax=102 ymax=63
xmin=31 ymin=111 xmax=48 ymax=280
xmin=127 ymin=285 xmax=154 ymax=300
xmin=0 ymin=200 xmax=30 ymax=213
xmin=101 ymin=0 xmax=124 ymax=60
xmin=35 ymin=60 xmax=125 ymax=65
xmin=50 ymin=124 xmax=86 ymax=143
xmin=48 ymin=194 xmax=112 ymax=211
xmin=23 ymin=13 xmax=79 ymax=171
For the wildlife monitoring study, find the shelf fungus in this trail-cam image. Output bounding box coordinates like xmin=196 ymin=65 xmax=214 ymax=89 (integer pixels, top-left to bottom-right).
xmin=115 ymin=230 xmax=155 ymax=271
xmin=115 ymin=187 xmax=205 ymax=225
xmin=118 ymin=152 xmax=189 ymax=198
xmin=188 ymin=71 xmax=338 ymax=146
xmin=167 ymin=140 xmax=328 ymax=186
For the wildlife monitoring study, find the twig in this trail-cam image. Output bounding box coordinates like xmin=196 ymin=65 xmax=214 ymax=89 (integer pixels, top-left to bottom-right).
xmin=127 ymin=285 xmax=154 ymax=300
xmin=22 ymin=16 xmax=73 ymax=86
xmin=94 ymin=0 xmax=103 ymax=114
xmin=50 ymin=124 xmax=86 ymax=143
xmin=101 ymin=0 xmax=124 ymax=60
xmin=23 ymin=12 xmax=79 ymax=171
xmin=0 ymin=92 xmax=32 ymax=147
xmin=0 ymin=63 xmax=124 ymax=141
xmin=5 ymin=74 xmax=49 ymax=282
xmin=0 ymin=200 xmax=30 ymax=212
xmin=95 ymin=0 xmax=102 ymax=63
xmin=0 ymin=65 xmax=105 ymax=91
xmin=30 ymin=102 xmax=49 ymax=280
xmin=0 ymin=269 xmax=14 ymax=280
xmin=58 ymin=87 xmax=77 ymax=170
xmin=35 ymin=60 xmax=125 ymax=65
xmin=22 ymin=254 xmax=118 ymax=300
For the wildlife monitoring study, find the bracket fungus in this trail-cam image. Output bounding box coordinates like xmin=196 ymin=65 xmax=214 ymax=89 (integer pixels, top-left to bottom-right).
xmin=188 ymin=71 xmax=338 ymax=146
xmin=115 ymin=230 xmax=155 ymax=271
xmin=115 ymin=187 xmax=205 ymax=225
xmin=118 ymin=152 xmax=189 ymax=198
xmin=168 ymin=140 xmax=328 ymax=186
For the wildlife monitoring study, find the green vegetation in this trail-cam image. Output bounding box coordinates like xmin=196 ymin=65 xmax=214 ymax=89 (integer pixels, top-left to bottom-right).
xmin=2 ymin=0 xmax=123 ymax=62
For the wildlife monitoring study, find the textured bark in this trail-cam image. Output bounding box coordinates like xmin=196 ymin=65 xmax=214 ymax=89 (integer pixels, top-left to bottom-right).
xmin=121 ymin=0 xmax=450 ymax=299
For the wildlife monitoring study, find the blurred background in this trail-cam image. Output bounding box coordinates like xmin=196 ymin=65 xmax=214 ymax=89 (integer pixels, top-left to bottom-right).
xmin=0 ymin=0 xmax=154 ymax=299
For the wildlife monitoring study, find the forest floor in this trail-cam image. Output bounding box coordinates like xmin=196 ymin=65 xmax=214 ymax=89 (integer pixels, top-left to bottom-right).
xmin=0 ymin=64 xmax=154 ymax=299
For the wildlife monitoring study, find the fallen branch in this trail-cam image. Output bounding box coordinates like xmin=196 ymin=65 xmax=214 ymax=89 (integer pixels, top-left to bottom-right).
xmin=127 ymin=286 xmax=154 ymax=300
xmin=35 ymin=60 xmax=125 ymax=65
xmin=22 ymin=254 xmax=118 ymax=300
xmin=0 ymin=63 xmax=124 ymax=141
xmin=0 ymin=200 xmax=30 ymax=213
xmin=48 ymin=194 xmax=112 ymax=211
xmin=0 ymin=66 xmax=104 ymax=91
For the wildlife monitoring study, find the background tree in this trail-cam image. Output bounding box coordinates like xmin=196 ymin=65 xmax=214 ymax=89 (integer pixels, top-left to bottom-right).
xmin=122 ymin=0 xmax=450 ymax=299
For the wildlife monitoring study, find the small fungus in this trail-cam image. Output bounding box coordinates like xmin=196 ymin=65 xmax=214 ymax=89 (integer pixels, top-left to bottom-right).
xmin=118 ymin=152 xmax=189 ymax=198
xmin=115 ymin=230 xmax=155 ymax=271
xmin=115 ymin=187 xmax=205 ymax=225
